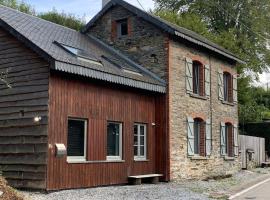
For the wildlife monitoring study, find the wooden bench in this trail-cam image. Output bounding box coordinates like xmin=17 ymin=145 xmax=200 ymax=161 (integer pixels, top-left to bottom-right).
xmin=261 ymin=162 xmax=270 ymax=168
xmin=128 ymin=174 xmax=163 ymax=185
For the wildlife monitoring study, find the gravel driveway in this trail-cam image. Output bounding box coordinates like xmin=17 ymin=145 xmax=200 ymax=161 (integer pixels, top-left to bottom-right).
xmin=21 ymin=183 xmax=209 ymax=200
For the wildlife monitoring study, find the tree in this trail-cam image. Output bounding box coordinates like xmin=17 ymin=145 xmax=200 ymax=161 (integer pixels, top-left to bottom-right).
xmin=38 ymin=9 xmax=85 ymax=31
xmin=0 ymin=0 xmax=85 ymax=31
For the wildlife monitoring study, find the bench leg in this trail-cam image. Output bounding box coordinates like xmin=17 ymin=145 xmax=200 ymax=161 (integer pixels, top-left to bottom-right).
xmin=151 ymin=177 xmax=159 ymax=184
xmin=133 ymin=179 xmax=142 ymax=185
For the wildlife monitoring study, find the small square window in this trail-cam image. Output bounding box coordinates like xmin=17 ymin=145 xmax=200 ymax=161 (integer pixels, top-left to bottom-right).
xmin=117 ymin=19 xmax=128 ymax=37
xmin=67 ymin=118 xmax=87 ymax=162
xmin=107 ymin=122 xmax=123 ymax=160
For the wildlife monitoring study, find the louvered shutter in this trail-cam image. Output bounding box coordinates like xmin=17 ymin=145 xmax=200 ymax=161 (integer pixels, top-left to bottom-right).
xmin=233 ymin=124 xmax=239 ymax=156
xmin=205 ymin=119 xmax=212 ymax=156
xmin=233 ymin=75 xmax=238 ymax=103
xmin=204 ymin=64 xmax=210 ymax=97
xmin=220 ymin=122 xmax=226 ymax=156
xmin=218 ymin=70 xmax=224 ymax=100
xmin=187 ymin=117 xmax=194 ymax=156
xmin=185 ymin=58 xmax=193 ymax=94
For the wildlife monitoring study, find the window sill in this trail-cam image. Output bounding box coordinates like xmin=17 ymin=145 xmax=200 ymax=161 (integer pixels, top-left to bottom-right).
xmin=67 ymin=160 xmax=125 ymax=164
xmin=189 ymin=93 xmax=208 ymax=100
xmin=222 ymin=101 xmax=235 ymax=106
xmin=224 ymin=156 xmax=235 ymax=161
xmin=134 ymin=159 xmax=149 ymax=162
xmin=190 ymin=156 xmax=211 ymax=160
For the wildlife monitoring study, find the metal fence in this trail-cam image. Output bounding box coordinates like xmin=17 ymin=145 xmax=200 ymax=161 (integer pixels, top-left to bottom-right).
xmin=239 ymin=135 xmax=265 ymax=169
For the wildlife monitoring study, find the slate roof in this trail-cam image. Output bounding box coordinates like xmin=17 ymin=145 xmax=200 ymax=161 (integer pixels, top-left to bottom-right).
xmin=0 ymin=5 xmax=166 ymax=93
xmin=82 ymin=0 xmax=244 ymax=64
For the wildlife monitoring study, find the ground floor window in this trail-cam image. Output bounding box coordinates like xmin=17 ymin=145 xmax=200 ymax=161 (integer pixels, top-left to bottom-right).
xmin=67 ymin=118 xmax=87 ymax=162
xmin=194 ymin=118 xmax=205 ymax=156
xmin=221 ymin=122 xmax=234 ymax=157
xmin=107 ymin=122 xmax=122 ymax=160
xmin=134 ymin=123 xmax=147 ymax=160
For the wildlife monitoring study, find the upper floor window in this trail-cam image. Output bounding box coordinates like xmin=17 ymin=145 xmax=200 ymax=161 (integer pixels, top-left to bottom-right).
xmin=107 ymin=121 xmax=123 ymax=161
xmin=220 ymin=122 xmax=239 ymax=157
xmin=67 ymin=118 xmax=87 ymax=162
xmin=193 ymin=61 xmax=204 ymax=96
xmin=117 ymin=19 xmax=128 ymax=37
xmin=185 ymin=58 xmax=210 ymax=97
xmin=218 ymin=70 xmax=237 ymax=104
xmin=187 ymin=117 xmax=212 ymax=157
xmin=223 ymin=72 xmax=233 ymax=102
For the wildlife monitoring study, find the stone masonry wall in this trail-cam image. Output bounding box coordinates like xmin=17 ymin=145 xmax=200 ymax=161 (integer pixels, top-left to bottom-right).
xmin=168 ymin=39 xmax=241 ymax=180
xmin=88 ymin=5 xmax=168 ymax=80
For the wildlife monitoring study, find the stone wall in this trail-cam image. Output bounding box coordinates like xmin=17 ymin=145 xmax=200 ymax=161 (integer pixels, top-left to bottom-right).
xmin=88 ymin=5 xmax=168 ymax=80
xmin=168 ymin=39 xmax=241 ymax=180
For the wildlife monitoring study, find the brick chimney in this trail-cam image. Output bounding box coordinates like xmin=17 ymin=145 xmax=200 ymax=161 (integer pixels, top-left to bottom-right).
xmin=102 ymin=0 xmax=110 ymax=8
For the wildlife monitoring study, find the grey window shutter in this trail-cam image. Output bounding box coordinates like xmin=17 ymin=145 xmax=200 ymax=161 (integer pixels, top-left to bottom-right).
xmin=233 ymin=124 xmax=239 ymax=156
xmin=187 ymin=117 xmax=194 ymax=156
xmin=185 ymin=58 xmax=193 ymax=94
xmin=205 ymin=119 xmax=212 ymax=156
xmin=218 ymin=70 xmax=224 ymax=100
xmin=220 ymin=122 xmax=226 ymax=156
xmin=233 ymin=75 xmax=238 ymax=103
xmin=204 ymin=64 xmax=210 ymax=97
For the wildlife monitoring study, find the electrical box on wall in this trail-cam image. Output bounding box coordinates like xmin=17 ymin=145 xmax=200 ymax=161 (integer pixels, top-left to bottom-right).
xmin=55 ymin=143 xmax=67 ymax=158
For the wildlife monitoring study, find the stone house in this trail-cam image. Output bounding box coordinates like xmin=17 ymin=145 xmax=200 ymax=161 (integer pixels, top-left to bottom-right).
xmin=0 ymin=0 xmax=243 ymax=190
xmin=85 ymin=0 xmax=244 ymax=179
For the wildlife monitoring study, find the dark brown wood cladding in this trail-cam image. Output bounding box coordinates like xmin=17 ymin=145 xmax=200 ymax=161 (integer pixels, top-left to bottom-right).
xmin=47 ymin=74 xmax=167 ymax=190
xmin=0 ymin=28 xmax=49 ymax=189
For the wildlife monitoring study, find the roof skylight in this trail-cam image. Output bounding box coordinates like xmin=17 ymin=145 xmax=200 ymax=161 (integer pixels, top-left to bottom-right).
xmin=55 ymin=41 xmax=103 ymax=66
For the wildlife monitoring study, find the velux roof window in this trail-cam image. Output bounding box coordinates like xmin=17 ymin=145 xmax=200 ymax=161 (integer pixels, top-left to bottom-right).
xmin=55 ymin=41 xmax=103 ymax=66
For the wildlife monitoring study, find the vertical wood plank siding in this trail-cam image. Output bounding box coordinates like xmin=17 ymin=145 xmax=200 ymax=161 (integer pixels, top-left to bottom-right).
xmin=47 ymin=74 xmax=166 ymax=190
xmin=0 ymin=28 xmax=49 ymax=189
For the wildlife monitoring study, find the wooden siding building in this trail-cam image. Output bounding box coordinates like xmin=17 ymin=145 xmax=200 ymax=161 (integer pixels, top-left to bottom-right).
xmin=0 ymin=5 xmax=168 ymax=190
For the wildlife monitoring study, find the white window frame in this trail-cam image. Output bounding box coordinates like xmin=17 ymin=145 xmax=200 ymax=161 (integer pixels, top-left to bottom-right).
xmin=106 ymin=122 xmax=123 ymax=161
xmin=67 ymin=118 xmax=87 ymax=162
xmin=134 ymin=123 xmax=147 ymax=161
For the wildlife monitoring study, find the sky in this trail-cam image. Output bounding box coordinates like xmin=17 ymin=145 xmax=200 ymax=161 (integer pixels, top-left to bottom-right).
xmin=23 ymin=0 xmax=269 ymax=85
xmin=24 ymin=0 xmax=155 ymax=21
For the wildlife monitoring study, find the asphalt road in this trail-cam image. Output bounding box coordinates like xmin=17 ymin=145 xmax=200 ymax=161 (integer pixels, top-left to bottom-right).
xmin=234 ymin=179 xmax=270 ymax=200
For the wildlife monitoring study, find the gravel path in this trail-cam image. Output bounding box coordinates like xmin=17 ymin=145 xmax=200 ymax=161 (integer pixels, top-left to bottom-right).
xmin=21 ymin=183 xmax=209 ymax=200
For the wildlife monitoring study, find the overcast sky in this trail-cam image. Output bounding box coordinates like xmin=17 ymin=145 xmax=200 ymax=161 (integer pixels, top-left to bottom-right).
xmin=23 ymin=0 xmax=269 ymax=85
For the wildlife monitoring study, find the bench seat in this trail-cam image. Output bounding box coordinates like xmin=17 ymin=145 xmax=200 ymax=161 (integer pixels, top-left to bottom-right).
xmin=128 ymin=174 xmax=163 ymax=185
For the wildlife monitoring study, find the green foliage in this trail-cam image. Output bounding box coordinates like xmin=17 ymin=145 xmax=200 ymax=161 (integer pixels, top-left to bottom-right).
xmin=0 ymin=0 xmax=35 ymax=14
xmin=38 ymin=9 xmax=85 ymax=31
xmin=0 ymin=0 xmax=85 ymax=30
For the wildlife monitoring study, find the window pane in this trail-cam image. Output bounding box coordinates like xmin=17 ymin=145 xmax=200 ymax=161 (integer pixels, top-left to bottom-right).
xmin=134 ymin=135 xmax=138 ymax=145
xmin=140 ymin=146 xmax=145 ymax=156
xmin=134 ymin=146 xmax=138 ymax=156
xmin=67 ymin=119 xmax=85 ymax=157
xmin=194 ymin=120 xmax=200 ymax=154
xmin=134 ymin=125 xmax=138 ymax=135
xmin=140 ymin=125 xmax=145 ymax=136
xmin=193 ymin=63 xmax=200 ymax=94
xmin=140 ymin=135 xmax=145 ymax=145
xmin=107 ymin=122 xmax=121 ymax=156
xmin=121 ymin=22 xmax=128 ymax=35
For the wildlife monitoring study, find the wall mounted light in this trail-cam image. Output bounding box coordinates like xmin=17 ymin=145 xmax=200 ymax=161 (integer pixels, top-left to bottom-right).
xmin=152 ymin=122 xmax=156 ymax=126
xmin=34 ymin=116 xmax=42 ymax=122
